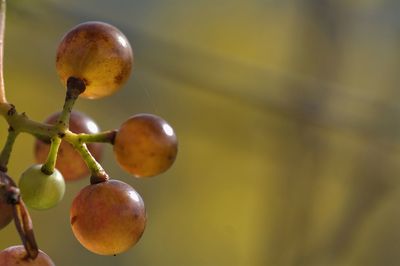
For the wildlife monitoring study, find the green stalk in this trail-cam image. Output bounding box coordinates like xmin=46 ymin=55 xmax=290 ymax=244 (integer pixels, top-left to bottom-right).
xmin=68 ymin=129 xmax=117 ymax=144
xmin=5 ymin=109 xmax=55 ymax=137
xmin=41 ymin=77 xmax=86 ymax=174
xmin=40 ymin=137 xmax=61 ymax=175
xmin=57 ymin=96 xmax=77 ymax=131
xmin=0 ymin=127 xmax=18 ymax=171
xmin=63 ymin=129 xmax=111 ymax=183
xmin=40 ymin=98 xmax=76 ymax=174
xmin=73 ymin=141 xmax=109 ymax=184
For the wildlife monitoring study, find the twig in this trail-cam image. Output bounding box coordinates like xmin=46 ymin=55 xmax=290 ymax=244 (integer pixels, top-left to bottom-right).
xmin=0 ymin=0 xmax=7 ymax=103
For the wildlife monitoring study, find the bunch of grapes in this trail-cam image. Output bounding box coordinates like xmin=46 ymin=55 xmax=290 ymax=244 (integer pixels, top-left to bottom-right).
xmin=0 ymin=18 xmax=178 ymax=266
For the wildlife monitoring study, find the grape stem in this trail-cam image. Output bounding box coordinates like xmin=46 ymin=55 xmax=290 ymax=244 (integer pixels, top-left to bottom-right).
xmin=71 ymin=129 xmax=117 ymax=144
xmin=3 ymin=106 xmax=55 ymax=136
xmin=0 ymin=127 xmax=18 ymax=171
xmin=0 ymin=0 xmax=6 ymax=104
xmin=13 ymin=200 xmax=39 ymax=259
xmin=41 ymin=77 xmax=85 ymax=174
xmin=0 ymin=171 xmax=39 ymax=259
xmin=0 ymin=96 xmax=115 ymax=181
xmin=64 ymin=131 xmax=110 ymax=184
xmin=38 ymin=76 xmax=111 ymax=182
xmin=40 ymin=137 xmax=61 ymax=175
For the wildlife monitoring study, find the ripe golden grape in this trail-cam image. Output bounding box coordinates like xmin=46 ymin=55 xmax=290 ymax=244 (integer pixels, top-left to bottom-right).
xmin=0 ymin=245 xmax=55 ymax=266
xmin=114 ymin=114 xmax=178 ymax=177
xmin=70 ymin=180 xmax=146 ymax=255
xmin=56 ymin=21 xmax=133 ymax=99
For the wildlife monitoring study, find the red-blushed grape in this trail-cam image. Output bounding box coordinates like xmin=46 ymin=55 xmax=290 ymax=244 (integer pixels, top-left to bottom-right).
xmin=34 ymin=111 xmax=103 ymax=181
xmin=113 ymin=114 xmax=178 ymax=177
xmin=56 ymin=21 xmax=133 ymax=99
xmin=70 ymin=179 xmax=146 ymax=255
xmin=19 ymin=164 xmax=65 ymax=210
xmin=0 ymin=245 xmax=55 ymax=266
xmin=0 ymin=187 xmax=12 ymax=230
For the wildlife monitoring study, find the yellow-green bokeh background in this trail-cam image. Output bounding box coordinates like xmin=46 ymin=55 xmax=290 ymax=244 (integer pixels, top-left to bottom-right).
xmin=1 ymin=0 xmax=400 ymax=265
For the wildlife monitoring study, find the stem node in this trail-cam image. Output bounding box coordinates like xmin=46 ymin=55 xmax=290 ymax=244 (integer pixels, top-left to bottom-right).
xmin=67 ymin=76 xmax=86 ymax=98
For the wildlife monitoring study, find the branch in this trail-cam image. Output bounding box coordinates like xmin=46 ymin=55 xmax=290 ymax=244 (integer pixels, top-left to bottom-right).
xmin=0 ymin=127 xmax=18 ymax=171
xmin=0 ymin=0 xmax=7 ymax=103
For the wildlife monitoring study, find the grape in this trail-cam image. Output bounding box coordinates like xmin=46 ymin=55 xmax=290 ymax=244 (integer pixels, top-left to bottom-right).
xmin=0 ymin=245 xmax=55 ymax=266
xmin=0 ymin=187 xmax=13 ymax=230
xmin=19 ymin=165 xmax=65 ymax=210
xmin=70 ymin=179 xmax=146 ymax=255
xmin=34 ymin=111 xmax=103 ymax=181
xmin=56 ymin=21 xmax=133 ymax=99
xmin=113 ymin=114 xmax=178 ymax=177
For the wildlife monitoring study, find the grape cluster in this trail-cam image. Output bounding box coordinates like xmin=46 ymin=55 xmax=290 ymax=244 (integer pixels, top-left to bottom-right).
xmin=0 ymin=21 xmax=178 ymax=264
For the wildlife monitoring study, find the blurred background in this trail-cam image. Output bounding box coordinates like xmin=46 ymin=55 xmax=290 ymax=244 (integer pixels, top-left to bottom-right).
xmin=1 ymin=0 xmax=400 ymax=265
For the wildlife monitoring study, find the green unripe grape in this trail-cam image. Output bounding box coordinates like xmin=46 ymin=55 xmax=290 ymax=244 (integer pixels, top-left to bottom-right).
xmin=19 ymin=165 xmax=65 ymax=210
